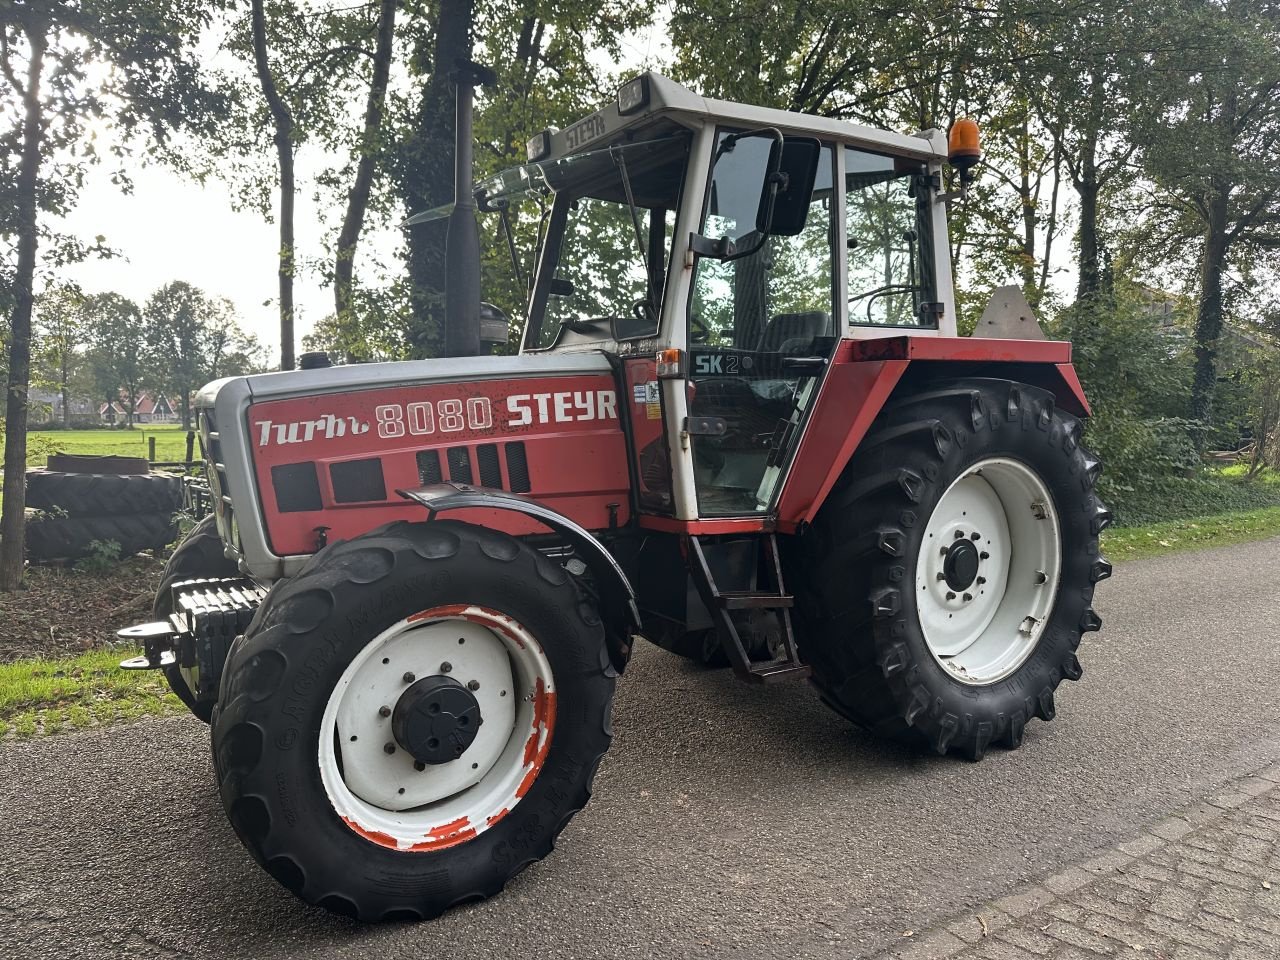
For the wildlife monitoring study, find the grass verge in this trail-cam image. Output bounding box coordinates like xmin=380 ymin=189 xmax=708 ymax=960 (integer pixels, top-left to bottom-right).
xmin=0 ymin=647 xmax=184 ymax=738
xmin=1101 ymin=505 xmax=1280 ymax=562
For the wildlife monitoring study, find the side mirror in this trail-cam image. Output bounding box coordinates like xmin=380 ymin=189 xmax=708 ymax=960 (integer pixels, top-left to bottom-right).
xmin=691 ymin=129 xmax=822 ymax=261
xmin=757 ymin=136 xmax=821 ymax=237
xmin=479 ymin=302 xmax=510 ymax=355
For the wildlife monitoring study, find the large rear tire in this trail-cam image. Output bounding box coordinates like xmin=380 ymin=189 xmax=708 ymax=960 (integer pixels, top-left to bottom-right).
xmin=212 ymin=519 xmax=615 ymax=920
xmin=792 ymin=379 xmax=1112 ymax=760
xmin=154 ymin=515 xmax=238 ymax=722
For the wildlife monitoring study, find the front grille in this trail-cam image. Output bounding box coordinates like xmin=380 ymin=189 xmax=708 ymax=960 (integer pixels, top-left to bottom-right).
xmin=505 ymin=441 xmax=531 ymax=493
xmin=446 ymin=446 xmax=473 ymax=483
xmin=476 ymin=444 xmax=502 ymax=487
xmin=416 ymin=450 xmax=442 ymax=485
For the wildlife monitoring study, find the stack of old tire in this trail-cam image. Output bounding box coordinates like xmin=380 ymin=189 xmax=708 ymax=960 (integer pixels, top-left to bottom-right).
xmin=25 ymin=454 xmax=181 ymax=562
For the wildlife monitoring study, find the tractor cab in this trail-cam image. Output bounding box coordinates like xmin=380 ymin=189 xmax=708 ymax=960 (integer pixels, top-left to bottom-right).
xmin=467 ymin=73 xmax=958 ymax=524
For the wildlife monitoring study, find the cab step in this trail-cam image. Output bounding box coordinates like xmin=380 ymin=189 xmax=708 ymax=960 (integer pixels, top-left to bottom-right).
xmin=688 ymin=535 xmax=810 ymax=684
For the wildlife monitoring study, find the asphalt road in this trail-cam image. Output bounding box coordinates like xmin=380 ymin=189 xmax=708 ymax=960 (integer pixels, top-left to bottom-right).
xmin=3 ymin=537 xmax=1280 ymax=960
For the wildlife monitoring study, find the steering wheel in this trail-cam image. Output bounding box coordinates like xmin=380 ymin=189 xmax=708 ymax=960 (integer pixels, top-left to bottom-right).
xmin=850 ymin=283 xmax=918 ymax=321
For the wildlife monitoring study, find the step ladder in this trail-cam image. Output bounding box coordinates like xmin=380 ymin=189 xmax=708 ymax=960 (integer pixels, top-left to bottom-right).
xmin=687 ymin=535 xmax=811 ymax=684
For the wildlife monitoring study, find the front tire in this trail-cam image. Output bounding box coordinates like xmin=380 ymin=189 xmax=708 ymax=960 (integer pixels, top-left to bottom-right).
xmin=212 ymin=520 xmax=615 ymax=920
xmin=793 ymin=379 xmax=1112 ymax=760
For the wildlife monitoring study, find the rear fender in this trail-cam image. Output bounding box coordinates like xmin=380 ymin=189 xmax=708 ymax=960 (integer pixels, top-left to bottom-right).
xmin=775 ymin=337 xmax=1091 ymax=530
xmin=400 ymin=483 xmax=639 ymax=674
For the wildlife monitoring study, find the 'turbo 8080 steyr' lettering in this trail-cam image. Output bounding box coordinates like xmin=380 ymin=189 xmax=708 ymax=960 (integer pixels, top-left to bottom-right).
xmin=120 ymin=67 xmax=1110 ymax=922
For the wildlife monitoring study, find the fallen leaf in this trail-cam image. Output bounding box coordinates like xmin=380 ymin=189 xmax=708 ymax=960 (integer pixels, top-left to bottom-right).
xmin=978 ymin=915 xmax=988 ymax=937
xmin=1264 ymin=880 xmax=1272 ymax=890
xmin=1157 ymin=539 xmax=1172 ymax=547
xmin=902 ymin=931 xmax=914 ymax=938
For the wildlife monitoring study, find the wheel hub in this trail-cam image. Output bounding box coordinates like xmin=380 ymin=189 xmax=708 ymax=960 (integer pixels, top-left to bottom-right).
xmin=391 ymin=675 xmax=481 ymax=765
xmin=942 ymin=538 xmax=980 ymax=591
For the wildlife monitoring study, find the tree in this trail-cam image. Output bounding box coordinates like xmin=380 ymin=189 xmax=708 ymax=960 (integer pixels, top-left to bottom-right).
xmin=1137 ymin=0 xmax=1280 ymax=427
xmin=145 ymin=280 xmax=235 ymax=427
xmin=0 ymin=1 xmax=218 ymax=589
xmin=83 ymin=292 xmax=148 ymax=425
xmin=33 ymin=285 xmax=85 ymax=427
xmin=205 ymin=300 xmax=267 ymax=379
xmin=249 ymin=0 xmax=298 ymax=371
xmin=333 ymin=0 xmax=397 ymax=328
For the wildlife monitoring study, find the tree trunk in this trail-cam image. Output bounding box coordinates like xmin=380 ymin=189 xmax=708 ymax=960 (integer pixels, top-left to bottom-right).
xmin=251 ymin=0 xmax=296 ymax=371
xmin=1075 ymin=176 xmax=1100 ymax=303
xmin=402 ymin=0 xmax=473 ymax=358
xmin=1191 ymin=180 xmax=1232 ymax=429
xmin=60 ymin=354 xmax=69 ymax=429
xmin=334 ymin=0 xmax=397 ymax=326
xmin=0 ymin=25 xmax=47 ymax=591
xmin=1016 ymin=116 xmax=1037 ymax=301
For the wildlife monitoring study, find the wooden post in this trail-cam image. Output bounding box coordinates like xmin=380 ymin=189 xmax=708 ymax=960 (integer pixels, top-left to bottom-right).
xmin=186 ymin=431 xmax=195 ymax=465
xmin=148 ymin=436 xmax=156 ymax=462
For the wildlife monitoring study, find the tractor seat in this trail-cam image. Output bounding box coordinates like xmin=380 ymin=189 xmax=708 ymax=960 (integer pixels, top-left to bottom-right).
xmin=756 ymin=310 xmax=830 ymax=353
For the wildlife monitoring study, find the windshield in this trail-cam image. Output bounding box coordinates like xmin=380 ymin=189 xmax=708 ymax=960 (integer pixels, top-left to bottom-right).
xmin=524 ymin=134 xmax=690 ymax=349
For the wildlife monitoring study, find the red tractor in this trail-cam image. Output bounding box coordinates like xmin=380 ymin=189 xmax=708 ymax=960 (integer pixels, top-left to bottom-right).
xmin=121 ymin=68 xmax=1109 ymax=921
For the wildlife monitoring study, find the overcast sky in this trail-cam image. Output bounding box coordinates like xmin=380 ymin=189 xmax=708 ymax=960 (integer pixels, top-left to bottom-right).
xmin=56 ymin=152 xmax=403 ymax=365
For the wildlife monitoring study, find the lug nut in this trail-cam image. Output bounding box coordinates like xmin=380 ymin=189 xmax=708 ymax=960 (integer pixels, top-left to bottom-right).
xmin=936 ymin=572 xmax=946 ymax=582
xmin=970 ymin=532 xmax=981 ymax=540
xmin=977 ymin=576 xmax=986 ymax=585
xmin=383 ymin=743 xmax=396 ymax=755
xmin=467 ymin=679 xmax=480 ymax=691
xmin=413 ymin=761 xmax=426 ymax=771
xmin=946 ymin=591 xmax=956 ymax=601
xmin=979 ymin=551 xmax=990 ymax=560
xmin=378 ymin=705 xmax=391 ymax=718
xmin=954 ymin=530 xmax=965 ymax=540
xmin=402 ymin=671 xmax=416 ymax=684
xmin=962 ymin=593 xmax=973 ymax=602
xmin=440 ymin=662 xmax=453 ymax=674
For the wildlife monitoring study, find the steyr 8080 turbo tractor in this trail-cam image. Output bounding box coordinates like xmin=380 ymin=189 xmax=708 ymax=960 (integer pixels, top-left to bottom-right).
xmin=120 ymin=67 xmax=1110 ymax=921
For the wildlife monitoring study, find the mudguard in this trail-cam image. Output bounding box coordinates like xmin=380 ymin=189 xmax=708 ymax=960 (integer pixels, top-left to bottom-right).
xmin=399 ymin=483 xmax=639 ymax=673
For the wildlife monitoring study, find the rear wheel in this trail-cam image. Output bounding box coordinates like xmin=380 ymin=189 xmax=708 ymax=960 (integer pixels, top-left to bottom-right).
xmin=792 ymin=379 xmax=1112 ymax=760
xmin=212 ymin=519 xmax=615 ymax=920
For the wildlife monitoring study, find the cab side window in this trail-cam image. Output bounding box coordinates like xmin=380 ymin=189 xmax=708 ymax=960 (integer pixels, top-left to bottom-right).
xmin=845 ymin=147 xmax=936 ymax=327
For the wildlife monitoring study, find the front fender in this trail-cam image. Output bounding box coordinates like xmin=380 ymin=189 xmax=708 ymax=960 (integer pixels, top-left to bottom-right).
xmin=398 ymin=483 xmax=639 ymax=674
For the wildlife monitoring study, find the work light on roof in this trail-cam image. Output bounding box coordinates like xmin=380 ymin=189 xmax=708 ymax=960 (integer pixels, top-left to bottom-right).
xmin=617 ymin=75 xmax=650 ymax=115
xmin=526 ymin=129 xmax=551 ymax=162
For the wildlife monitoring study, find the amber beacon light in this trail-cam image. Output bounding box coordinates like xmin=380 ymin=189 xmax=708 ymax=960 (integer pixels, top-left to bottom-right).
xmin=948 ymin=118 xmax=982 ymax=192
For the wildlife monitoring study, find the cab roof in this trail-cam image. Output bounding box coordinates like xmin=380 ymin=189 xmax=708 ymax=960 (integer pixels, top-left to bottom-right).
xmin=539 ymin=72 xmax=948 ymax=166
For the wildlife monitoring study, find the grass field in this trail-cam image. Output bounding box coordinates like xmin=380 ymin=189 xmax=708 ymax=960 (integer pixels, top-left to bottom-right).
xmin=27 ymin=425 xmax=194 ymax=467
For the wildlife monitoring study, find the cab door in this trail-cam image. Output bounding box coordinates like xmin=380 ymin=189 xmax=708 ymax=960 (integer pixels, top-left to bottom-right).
xmin=683 ymin=134 xmax=838 ymax=517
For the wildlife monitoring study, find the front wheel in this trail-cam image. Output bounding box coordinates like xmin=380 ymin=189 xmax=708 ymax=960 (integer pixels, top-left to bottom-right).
xmin=793 ymin=378 xmax=1112 ymax=760
xmin=212 ymin=520 xmax=615 ymax=920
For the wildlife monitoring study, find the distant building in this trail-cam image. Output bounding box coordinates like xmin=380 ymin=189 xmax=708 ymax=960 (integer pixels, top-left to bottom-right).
xmin=99 ymin=392 xmax=179 ymax=424
xmin=28 ymin=388 xmax=98 ymax=426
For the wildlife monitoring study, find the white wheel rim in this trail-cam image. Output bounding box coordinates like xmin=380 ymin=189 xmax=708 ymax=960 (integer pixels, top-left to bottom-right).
xmin=915 ymin=457 xmax=1061 ymax=686
xmin=318 ymin=605 xmax=555 ymax=851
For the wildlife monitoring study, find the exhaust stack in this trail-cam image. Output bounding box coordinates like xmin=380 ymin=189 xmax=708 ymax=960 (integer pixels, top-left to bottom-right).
xmin=443 ymin=58 xmax=496 ymax=358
